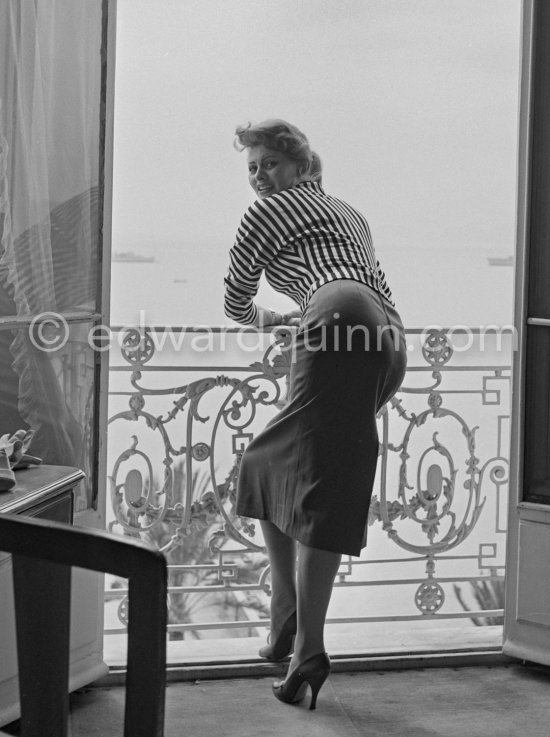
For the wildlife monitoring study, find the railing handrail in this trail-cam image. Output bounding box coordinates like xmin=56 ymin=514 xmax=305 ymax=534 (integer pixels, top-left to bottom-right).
xmin=109 ymin=324 xmax=517 ymax=334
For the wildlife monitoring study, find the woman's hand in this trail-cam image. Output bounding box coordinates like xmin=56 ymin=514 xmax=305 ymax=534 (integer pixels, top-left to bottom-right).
xmin=282 ymin=309 xmax=301 ymax=327
xmin=252 ymin=305 xmax=301 ymax=327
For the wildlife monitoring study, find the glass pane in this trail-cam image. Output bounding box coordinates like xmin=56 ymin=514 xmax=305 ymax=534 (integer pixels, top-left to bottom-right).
xmin=0 ymin=0 xmax=103 ymax=319
xmin=0 ymin=320 xmax=98 ymax=510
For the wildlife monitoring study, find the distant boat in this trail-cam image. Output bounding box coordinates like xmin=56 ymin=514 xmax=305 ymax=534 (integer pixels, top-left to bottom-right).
xmin=487 ymin=255 xmax=514 ymax=267
xmin=112 ymin=251 xmax=156 ymax=263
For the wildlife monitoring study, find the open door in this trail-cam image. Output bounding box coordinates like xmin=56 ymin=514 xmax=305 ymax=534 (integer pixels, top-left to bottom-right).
xmin=0 ymin=1 xmax=117 ymax=722
xmin=504 ymin=0 xmax=550 ymax=664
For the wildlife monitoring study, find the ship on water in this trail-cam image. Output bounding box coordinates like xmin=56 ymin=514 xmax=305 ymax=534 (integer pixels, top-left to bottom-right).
xmin=487 ymin=255 xmax=514 ymax=266
xmin=112 ymin=250 xmax=156 ymax=263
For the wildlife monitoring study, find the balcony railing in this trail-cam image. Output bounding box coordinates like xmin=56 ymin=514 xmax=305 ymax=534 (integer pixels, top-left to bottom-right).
xmin=105 ymin=324 xmax=512 ymax=656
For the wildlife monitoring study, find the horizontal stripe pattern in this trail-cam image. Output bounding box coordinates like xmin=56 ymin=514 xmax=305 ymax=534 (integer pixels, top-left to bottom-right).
xmin=224 ymin=181 xmax=394 ymax=324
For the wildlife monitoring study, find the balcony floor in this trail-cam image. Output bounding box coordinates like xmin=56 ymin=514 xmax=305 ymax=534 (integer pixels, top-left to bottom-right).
xmin=61 ymin=660 xmax=550 ymax=737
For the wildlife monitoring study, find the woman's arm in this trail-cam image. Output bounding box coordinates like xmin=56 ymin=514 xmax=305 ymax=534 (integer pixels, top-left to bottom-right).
xmin=224 ymin=198 xmax=291 ymax=325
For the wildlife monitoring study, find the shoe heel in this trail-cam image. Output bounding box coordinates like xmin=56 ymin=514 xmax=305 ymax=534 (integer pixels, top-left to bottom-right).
xmin=307 ymin=673 xmax=326 ymax=710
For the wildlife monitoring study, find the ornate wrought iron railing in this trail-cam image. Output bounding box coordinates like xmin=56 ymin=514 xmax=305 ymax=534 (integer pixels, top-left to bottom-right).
xmin=106 ymin=324 xmax=512 ymax=645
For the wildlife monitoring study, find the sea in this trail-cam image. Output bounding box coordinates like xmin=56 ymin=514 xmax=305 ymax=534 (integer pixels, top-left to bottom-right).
xmin=109 ymin=243 xmax=515 ymax=329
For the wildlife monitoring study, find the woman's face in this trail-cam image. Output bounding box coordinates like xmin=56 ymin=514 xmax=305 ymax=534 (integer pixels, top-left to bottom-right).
xmin=247 ymin=145 xmax=301 ymax=199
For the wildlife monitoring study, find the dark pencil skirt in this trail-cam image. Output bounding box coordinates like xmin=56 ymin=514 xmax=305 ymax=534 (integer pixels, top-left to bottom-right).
xmin=235 ymin=279 xmax=407 ymax=556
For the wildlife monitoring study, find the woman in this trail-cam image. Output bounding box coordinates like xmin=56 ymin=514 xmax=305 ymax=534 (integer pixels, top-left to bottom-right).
xmin=224 ymin=119 xmax=406 ymax=709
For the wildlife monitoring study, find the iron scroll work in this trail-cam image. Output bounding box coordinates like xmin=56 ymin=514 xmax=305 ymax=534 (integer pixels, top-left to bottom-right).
xmin=107 ymin=326 xmax=510 ymax=626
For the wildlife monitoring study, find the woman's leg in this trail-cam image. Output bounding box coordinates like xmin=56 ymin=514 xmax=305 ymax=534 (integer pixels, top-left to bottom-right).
xmin=291 ymin=542 xmax=341 ymax=670
xmin=260 ymin=520 xmax=297 ymax=630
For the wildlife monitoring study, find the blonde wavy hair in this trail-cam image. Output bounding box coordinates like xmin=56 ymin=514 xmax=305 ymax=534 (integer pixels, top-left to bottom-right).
xmin=235 ymin=119 xmax=314 ymax=178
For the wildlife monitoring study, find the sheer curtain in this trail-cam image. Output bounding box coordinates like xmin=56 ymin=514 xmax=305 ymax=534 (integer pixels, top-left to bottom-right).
xmin=0 ymin=0 xmax=104 ymax=505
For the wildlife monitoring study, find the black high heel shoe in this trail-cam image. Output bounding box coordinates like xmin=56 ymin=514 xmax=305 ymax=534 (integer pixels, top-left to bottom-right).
xmin=272 ymin=652 xmax=331 ymax=710
xmin=258 ymin=611 xmax=297 ymax=661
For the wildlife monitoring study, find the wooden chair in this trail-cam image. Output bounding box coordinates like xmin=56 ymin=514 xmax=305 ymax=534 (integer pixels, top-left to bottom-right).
xmin=0 ymin=514 xmax=167 ymax=737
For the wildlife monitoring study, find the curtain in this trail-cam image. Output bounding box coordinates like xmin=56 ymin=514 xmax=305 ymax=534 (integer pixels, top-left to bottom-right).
xmin=0 ymin=0 xmax=104 ymax=496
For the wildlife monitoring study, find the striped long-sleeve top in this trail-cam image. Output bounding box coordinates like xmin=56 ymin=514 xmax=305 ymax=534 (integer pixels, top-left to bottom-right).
xmin=224 ymin=181 xmax=394 ymax=324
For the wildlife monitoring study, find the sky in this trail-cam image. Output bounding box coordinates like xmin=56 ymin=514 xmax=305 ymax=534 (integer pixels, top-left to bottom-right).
xmin=110 ymin=0 xmax=522 ymax=332
xmin=112 ymin=0 xmax=522 ymax=258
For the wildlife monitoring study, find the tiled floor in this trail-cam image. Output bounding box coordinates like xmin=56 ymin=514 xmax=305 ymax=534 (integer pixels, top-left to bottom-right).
xmin=62 ymin=661 xmax=550 ymax=737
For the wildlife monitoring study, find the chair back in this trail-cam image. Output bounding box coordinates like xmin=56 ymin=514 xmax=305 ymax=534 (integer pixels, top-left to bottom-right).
xmin=0 ymin=514 xmax=167 ymax=737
